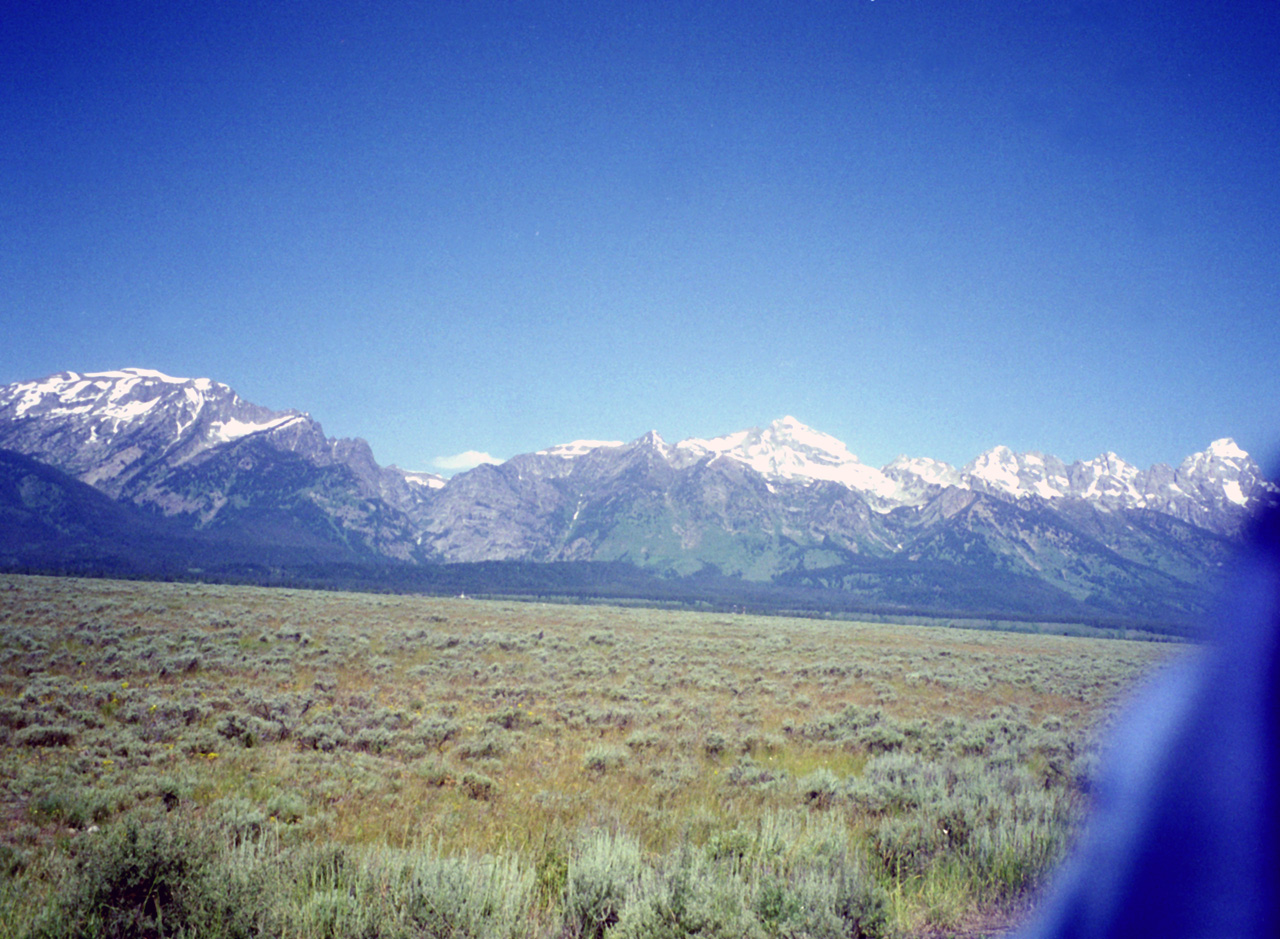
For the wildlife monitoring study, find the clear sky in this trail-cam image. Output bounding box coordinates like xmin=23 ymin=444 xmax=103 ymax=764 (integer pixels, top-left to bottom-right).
xmin=4 ymin=1 xmax=1277 ymax=475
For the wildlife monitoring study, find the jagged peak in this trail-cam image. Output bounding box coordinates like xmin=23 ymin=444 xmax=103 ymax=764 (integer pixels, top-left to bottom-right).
xmin=630 ymin=430 xmax=669 ymax=449
xmin=6 ymin=373 xmax=1264 ymax=529
xmin=963 ymin=445 xmax=1025 ymax=472
xmin=1080 ymin=451 xmax=1137 ymax=471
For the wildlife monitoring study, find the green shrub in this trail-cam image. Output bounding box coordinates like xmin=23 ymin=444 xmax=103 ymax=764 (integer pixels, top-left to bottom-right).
xmin=412 ymin=757 xmax=451 ymax=787
xmin=265 ymin=792 xmax=306 ymax=824
xmin=28 ymin=788 xmax=104 ymax=829
xmin=859 ymin=723 xmax=906 ymax=754
xmin=351 ymin=726 xmax=395 ymax=754
xmin=456 ymin=728 xmax=517 ymax=760
xmin=14 ymin=725 xmax=76 ymax=748
xmin=485 ymin=707 xmax=525 ymax=730
xmin=798 ymin=768 xmax=843 ymax=808
xmin=705 ymin=827 xmax=753 ymax=863
xmin=582 ymin=745 xmax=628 ymax=775
xmin=461 ymin=772 xmax=497 ymax=801
xmin=400 ymin=853 xmax=533 ymax=939
xmin=215 ymin=713 xmax=280 ymax=748
xmin=724 ymin=756 xmax=782 ymax=790
xmin=23 ymin=813 xmax=259 ymax=939
xmin=755 ymin=862 xmax=889 ymax=939
xmin=702 ymin=731 xmax=729 ymax=757
xmin=418 ymin=715 xmax=461 ymax=752
xmin=565 ymin=831 xmax=644 ymax=939
xmin=802 ymin=705 xmax=883 ymax=743
xmin=297 ymin=717 xmax=348 ymax=752
xmin=209 ymin=797 xmax=267 ymax=845
xmin=872 ymin=813 xmax=947 ymax=877
xmin=611 ymin=847 xmax=760 ymax=939
xmin=624 ymin=728 xmax=664 ymax=751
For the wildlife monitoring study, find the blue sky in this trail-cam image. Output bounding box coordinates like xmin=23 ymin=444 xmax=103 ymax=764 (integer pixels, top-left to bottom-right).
xmin=4 ymin=1 xmax=1277 ymax=474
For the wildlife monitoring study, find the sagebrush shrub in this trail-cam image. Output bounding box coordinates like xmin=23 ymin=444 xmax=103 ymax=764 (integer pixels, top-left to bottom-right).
xmin=14 ymin=725 xmax=76 ymax=748
xmin=565 ymin=830 xmax=644 ymax=939
xmin=798 ymin=767 xmax=843 ymax=808
xmin=400 ymin=853 xmax=533 ymax=939
xmin=582 ymin=745 xmax=627 ymax=775
xmin=23 ymin=813 xmax=259 ymax=939
xmin=460 ymin=771 xmax=497 ymax=801
xmin=610 ymin=847 xmax=760 ymax=939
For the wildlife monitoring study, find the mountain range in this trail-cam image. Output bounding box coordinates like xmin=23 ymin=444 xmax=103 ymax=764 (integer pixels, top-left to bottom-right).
xmin=2 ymin=368 xmax=1275 ymax=631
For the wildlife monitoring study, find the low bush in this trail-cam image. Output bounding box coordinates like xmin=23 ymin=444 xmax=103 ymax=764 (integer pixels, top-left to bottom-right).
xmin=461 ymin=771 xmax=497 ymax=801
xmin=14 ymin=725 xmax=76 ymax=748
xmin=611 ymin=847 xmax=760 ymax=939
xmin=565 ymin=830 xmax=644 ymax=939
xmin=582 ymin=745 xmax=628 ymax=775
xmin=22 ymin=812 xmax=260 ymax=939
xmin=798 ymin=767 xmax=843 ymax=808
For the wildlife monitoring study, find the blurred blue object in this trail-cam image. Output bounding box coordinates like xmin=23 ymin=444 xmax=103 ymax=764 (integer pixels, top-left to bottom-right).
xmin=1018 ymin=507 xmax=1280 ymax=938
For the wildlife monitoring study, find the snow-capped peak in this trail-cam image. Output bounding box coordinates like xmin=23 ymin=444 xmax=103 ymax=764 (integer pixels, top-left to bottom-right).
xmin=961 ymin=447 xmax=1075 ymax=501
xmin=680 ymin=415 xmax=858 ymax=464
xmin=1179 ymin=439 xmax=1254 ymax=484
xmin=676 ymin=416 xmax=900 ymax=499
xmin=965 ymin=446 xmax=1020 ymax=486
xmin=1174 ymin=438 xmax=1264 ymax=509
xmin=1205 ymin=438 xmax=1248 ymax=461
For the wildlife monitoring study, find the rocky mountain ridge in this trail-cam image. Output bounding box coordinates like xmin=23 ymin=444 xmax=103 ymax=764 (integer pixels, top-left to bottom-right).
xmin=1 ymin=368 xmax=1274 ymax=626
xmin=534 ymin=415 xmax=1267 ymax=536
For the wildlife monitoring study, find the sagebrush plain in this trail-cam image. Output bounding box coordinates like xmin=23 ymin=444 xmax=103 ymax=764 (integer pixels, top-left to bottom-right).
xmin=0 ymin=574 xmax=1182 ymax=937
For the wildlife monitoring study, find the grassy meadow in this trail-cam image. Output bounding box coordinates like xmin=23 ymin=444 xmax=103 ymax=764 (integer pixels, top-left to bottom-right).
xmin=0 ymin=574 xmax=1183 ymax=938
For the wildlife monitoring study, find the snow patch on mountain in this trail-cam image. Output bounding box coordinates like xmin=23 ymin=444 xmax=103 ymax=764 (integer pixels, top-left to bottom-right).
xmin=393 ymin=467 xmax=448 ymax=490
xmin=210 ymin=414 xmax=307 ymax=443
xmin=965 ymin=446 xmax=1027 ymax=494
xmin=9 ymin=368 xmax=236 ymax=426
